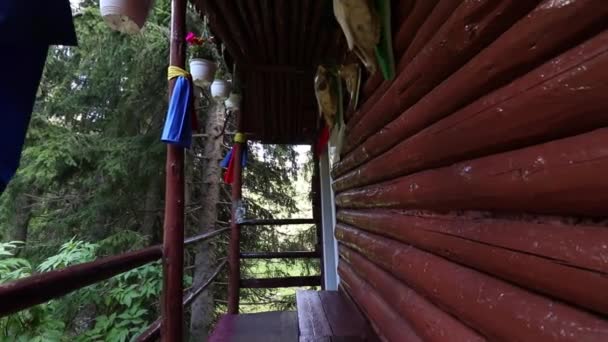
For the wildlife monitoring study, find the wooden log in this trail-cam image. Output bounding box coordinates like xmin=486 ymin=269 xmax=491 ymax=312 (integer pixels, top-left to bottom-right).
xmin=240 ymin=276 xmax=321 ymax=288
xmin=355 ymin=0 xmax=439 ymax=128
xmin=338 ymin=209 xmax=608 ymax=314
xmin=336 ymin=129 xmax=608 ymax=217
xmin=360 ymin=0 xmax=433 ymax=92
xmin=339 ymin=246 xmax=485 ymax=341
xmin=336 ymin=224 xmax=608 ymax=341
xmin=343 ymin=0 xmax=540 ymax=155
xmin=334 ymin=0 xmax=608 ymax=179
xmin=0 ymin=246 xmax=162 ymax=317
xmin=338 ymin=262 xmax=422 ymax=342
xmin=351 ymin=0 xmax=457 ymax=143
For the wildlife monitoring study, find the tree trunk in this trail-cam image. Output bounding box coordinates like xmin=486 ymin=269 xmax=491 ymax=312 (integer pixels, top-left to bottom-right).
xmin=190 ymin=102 xmax=226 ymax=341
xmin=9 ymin=192 xmax=33 ymax=255
xmin=142 ymin=173 xmax=162 ymax=244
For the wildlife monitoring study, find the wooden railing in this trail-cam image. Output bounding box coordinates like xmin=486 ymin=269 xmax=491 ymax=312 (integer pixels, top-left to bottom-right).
xmin=0 ymin=228 xmax=229 ymax=335
xmin=230 ymin=217 xmax=324 ymax=313
xmin=136 ymin=259 xmax=228 ymax=342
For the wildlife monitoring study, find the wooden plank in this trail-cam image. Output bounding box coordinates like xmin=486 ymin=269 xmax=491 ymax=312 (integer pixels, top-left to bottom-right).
xmin=338 ymin=263 xmax=422 ymax=342
xmin=339 ymin=246 xmax=484 ymax=341
xmin=209 ymin=312 xmax=298 ymax=342
xmin=296 ymin=291 xmax=332 ymax=337
xmin=336 ymin=225 xmax=608 ymax=341
xmin=336 ymin=128 xmax=608 ymax=217
xmin=240 ymin=276 xmax=321 ymax=288
xmin=334 ymin=0 xmax=608 ymax=179
xmin=343 ymin=0 xmax=540 ymax=155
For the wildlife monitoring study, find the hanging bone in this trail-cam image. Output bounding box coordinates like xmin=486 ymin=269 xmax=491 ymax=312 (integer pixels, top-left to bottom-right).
xmin=314 ymin=65 xmax=338 ymax=130
xmin=333 ymin=0 xmax=380 ymax=74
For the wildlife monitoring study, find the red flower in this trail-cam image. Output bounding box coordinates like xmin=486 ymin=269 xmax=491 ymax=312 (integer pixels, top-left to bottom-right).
xmin=186 ymin=32 xmax=202 ymax=45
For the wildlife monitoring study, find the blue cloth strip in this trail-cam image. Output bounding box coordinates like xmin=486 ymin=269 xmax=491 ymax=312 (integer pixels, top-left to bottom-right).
xmin=220 ymin=148 xmax=233 ymax=168
xmin=220 ymin=144 xmax=248 ymax=169
xmin=161 ymin=76 xmax=192 ymax=148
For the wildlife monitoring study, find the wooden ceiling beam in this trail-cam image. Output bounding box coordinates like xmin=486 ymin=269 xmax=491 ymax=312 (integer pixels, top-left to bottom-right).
xmin=194 ymin=0 xmax=245 ymax=63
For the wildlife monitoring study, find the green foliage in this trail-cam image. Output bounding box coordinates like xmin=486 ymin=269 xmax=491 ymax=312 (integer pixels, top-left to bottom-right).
xmin=38 ymin=238 xmax=97 ymax=272
xmin=0 ymin=238 xmax=162 ymax=341
xmin=190 ymin=42 xmax=216 ymax=61
xmin=0 ymin=0 xmax=317 ymax=339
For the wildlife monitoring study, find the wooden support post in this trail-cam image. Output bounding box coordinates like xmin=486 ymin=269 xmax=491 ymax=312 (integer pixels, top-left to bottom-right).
xmin=162 ymin=0 xmax=186 ymax=340
xmin=312 ymin=148 xmax=324 ymax=289
xmin=227 ymin=110 xmax=243 ymax=314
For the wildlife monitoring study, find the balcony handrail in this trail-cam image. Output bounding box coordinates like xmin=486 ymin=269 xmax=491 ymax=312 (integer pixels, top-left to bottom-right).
xmin=240 ymin=251 xmax=320 ymax=259
xmin=239 ymin=218 xmax=315 ymax=226
xmin=0 ymin=228 xmax=229 ymax=317
xmin=136 ymin=260 xmax=228 ymax=342
xmin=0 ymin=246 xmax=162 ymax=317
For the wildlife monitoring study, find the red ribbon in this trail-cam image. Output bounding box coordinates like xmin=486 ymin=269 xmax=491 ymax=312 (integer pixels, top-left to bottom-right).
xmin=316 ymin=125 xmax=330 ymax=155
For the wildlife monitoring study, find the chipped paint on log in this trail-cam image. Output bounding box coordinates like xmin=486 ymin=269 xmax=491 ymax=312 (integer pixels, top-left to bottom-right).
xmin=343 ymin=0 xmax=540 ymax=155
xmin=354 ymin=0 xmax=439 ymax=128
xmin=336 ymin=129 xmax=608 ymax=217
xmin=335 ymin=224 xmax=608 ymax=341
xmin=335 ymin=30 xmax=608 ymax=192
xmin=334 ymin=0 xmax=608 ymax=179
xmin=338 ymin=209 xmax=608 ymax=314
xmin=337 ymin=261 xmax=422 ymax=342
xmin=339 ymin=245 xmax=485 ymax=341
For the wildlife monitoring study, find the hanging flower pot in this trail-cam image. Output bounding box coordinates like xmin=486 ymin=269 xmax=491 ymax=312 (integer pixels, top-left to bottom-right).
xmin=224 ymin=93 xmax=242 ymax=110
xmin=186 ymin=32 xmax=217 ymax=87
xmin=100 ymin=0 xmax=154 ymax=34
xmin=211 ymin=80 xmax=231 ymax=100
xmin=190 ymin=58 xmax=217 ymax=87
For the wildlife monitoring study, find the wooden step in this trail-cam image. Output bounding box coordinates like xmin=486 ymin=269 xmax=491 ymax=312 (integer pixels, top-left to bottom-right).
xmin=296 ymin=290 xmax=377 ymax=341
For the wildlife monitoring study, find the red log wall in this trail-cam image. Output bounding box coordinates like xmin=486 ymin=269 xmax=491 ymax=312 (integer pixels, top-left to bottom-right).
xmin=333 ymin=1 xmax=608 ymax=341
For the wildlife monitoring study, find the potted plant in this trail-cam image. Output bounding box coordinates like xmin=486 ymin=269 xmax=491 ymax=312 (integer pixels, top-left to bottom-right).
xmin=211 ymin=66 xmax=231 ymax=99
xmin=100 ymin=0 xmax=154 ymax=34
xmin=225 ymin=88 xmax=242 ymax=110
xmin=187 ymin=32 xmax=217 ymax=87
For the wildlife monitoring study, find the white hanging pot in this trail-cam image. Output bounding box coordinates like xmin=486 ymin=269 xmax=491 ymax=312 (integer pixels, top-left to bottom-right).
xmin=100 ymin=0 xmax=154 ymax=34
xmin=211 ymin=80 xmax=231 ymax=100
xmin=224 ymin=93 xmax=242 ymax=110
xmin=189 ymin=58 xmax=217 ymax=87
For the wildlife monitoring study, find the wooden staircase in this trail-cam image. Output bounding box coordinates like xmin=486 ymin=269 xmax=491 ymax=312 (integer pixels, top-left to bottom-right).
xmin=209 ymin=290 xmax=376 ymax=342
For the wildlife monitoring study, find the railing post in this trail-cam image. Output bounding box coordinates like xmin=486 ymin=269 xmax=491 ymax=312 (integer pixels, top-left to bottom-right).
xmin=227 ymin=109 xmax=243 ymax=314
xmin=162 ymin=0 xmax=187 ymax=340
xmin=312 ymin=147 xmax=325 ymax=289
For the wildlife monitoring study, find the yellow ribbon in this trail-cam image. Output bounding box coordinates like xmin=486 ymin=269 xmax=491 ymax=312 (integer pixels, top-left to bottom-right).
xmin=167 ymin=66 xmax=190 ymax=80
xmin=234 ymin=132 xmax=247 ymax=143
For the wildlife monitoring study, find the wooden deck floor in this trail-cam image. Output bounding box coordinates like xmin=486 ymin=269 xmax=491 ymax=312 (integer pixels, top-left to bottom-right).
xmin=208 ymin=291 xmax=376 ymax=342
xmin=209 ymin=311 xmax=299 ymax=342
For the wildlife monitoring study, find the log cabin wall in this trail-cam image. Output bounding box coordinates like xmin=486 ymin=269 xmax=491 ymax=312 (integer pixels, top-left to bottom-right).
xmin=332 ymin=1 xmax=608 ymax=341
